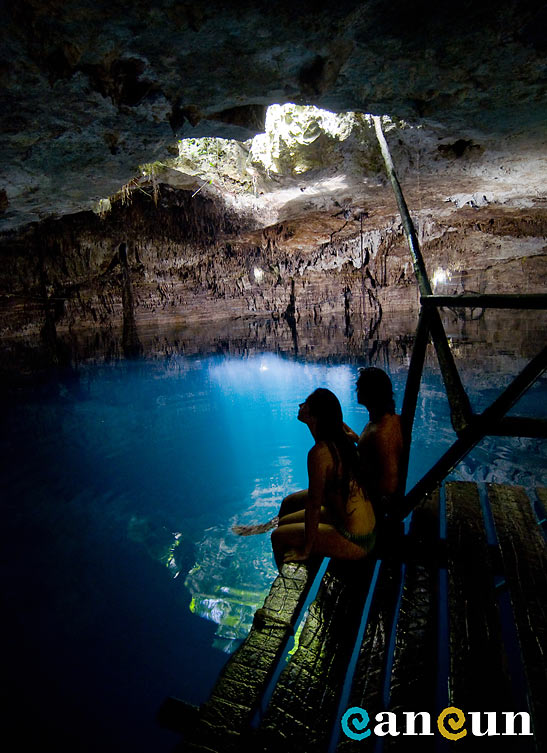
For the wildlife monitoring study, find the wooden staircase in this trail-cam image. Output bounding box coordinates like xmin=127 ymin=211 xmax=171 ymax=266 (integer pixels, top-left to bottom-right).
xmin=162 ymin=481 xmax=546 ymax=753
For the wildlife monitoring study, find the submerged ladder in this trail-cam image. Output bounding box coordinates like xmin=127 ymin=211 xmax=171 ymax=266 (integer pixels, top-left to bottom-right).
xmin=162 ymin=119 xmax=547 ymax=753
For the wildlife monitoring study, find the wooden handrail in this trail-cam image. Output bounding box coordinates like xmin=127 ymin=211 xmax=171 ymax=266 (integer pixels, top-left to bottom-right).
xmin=421 ymin=293 xmax=547 ymax=310
xmin=373 ymin=117 xmax=547 ymax=517
xmin=373 ymin=116 xmax=472 ymax=434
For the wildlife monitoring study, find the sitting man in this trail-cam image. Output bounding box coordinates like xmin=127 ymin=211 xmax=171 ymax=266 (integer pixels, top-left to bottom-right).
xmin=350 ymin=367 xmax=403 ymax=520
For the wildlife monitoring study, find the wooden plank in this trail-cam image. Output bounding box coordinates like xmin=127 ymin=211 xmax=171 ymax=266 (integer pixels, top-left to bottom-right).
xmin=490 ymin=417 xmax=547 ymax=439
xmin=488 ymin=484 xmax=547 ymax=752
xmin=257 ymin=557 xmax=376 ymax=752
xmin=336 ymin=494 xmax=440 ymax=752
xmin=445 ymin=482 xmax=513 ymax=719
xmin=384 ymin=489 xmax=440 ymax=751
xmin=184 ymin=560 xmax=320 ymax=753
xmin=420 ymin=293 xmax=547 ymax=310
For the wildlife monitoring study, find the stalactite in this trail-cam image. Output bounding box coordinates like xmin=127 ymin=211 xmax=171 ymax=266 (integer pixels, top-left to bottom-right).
xmin=1 ymin=184 xmax=545 ymax=361
xmin=119 ymin=242 xmax=142 ymax=358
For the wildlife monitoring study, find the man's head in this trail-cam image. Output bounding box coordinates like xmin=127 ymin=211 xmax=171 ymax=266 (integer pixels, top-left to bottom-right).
xmin=356 ymin=367 xmax=395 ymax=418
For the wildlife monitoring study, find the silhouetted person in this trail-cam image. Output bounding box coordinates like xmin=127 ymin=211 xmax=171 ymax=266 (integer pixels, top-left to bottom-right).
xmin=232 ymin=368 xmax=402 ymax=537
xmin=271 ymin=388 xmax=376 ymax=571
xmin=352 ymin=367 xmax=403 ymax=519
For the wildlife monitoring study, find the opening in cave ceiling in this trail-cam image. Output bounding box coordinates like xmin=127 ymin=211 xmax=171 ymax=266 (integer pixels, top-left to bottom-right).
xmin=93 ymin=102 xmax=545 ymax=240
xmin=94 ymin=105 xmax=395 ymax=223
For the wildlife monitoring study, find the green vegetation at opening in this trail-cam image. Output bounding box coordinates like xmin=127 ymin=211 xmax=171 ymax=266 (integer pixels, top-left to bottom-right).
xmin=93 ymin=105 xmax=408 ymax=216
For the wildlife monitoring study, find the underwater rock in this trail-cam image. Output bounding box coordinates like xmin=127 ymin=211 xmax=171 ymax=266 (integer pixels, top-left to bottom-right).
xmin=184 ymin=503 xmax=279 ymax=652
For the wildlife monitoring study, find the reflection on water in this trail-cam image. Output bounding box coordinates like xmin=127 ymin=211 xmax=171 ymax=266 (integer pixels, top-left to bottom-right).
xmin=186 ymin=538 xmax=274 ymax=653
xmin=1 ymin=322 xmax=546 ymax=752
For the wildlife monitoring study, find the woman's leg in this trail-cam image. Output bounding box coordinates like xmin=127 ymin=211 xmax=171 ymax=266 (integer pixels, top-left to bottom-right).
xmin=278 ymin=490 xmax=308 ymax=517
xmin=232 ymin=490 xmax=308 ymax=537
xmin=271 ymin=522 xmax=367 ymax=571
xmin=277 ymin=506 xmax=329 ymax=527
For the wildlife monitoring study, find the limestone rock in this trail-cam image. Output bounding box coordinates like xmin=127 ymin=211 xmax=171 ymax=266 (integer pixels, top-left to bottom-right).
xmin=1 ymin=0 xmax=546 ymax=230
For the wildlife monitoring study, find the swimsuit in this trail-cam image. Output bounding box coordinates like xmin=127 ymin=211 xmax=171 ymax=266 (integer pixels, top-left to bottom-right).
xmin=332 ymin=520 xmax=376 ymax=553
xmin=327 ymin=476 xmax=376 ymax=553
xmin=325 ymin=440 xmax=376 ymax=553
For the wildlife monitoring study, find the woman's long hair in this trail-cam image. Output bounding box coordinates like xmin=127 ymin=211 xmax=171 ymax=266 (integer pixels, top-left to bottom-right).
xmin=306 ymin=388 xmax=360 ymax=492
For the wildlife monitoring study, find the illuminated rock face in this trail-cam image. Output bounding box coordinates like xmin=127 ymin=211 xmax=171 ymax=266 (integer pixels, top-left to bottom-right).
xmin=1 ymin=0 xmax=546 ymax=230
xmin=1 ymin=185 xmax=545 ymax=353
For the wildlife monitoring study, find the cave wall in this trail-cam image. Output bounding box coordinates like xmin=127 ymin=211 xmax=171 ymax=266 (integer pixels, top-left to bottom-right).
xmin=1 ymin=0 xmax=545 ymax=376
xmin=2 ymin=0 xmax=546 ymax=230
xmin=1 ymin=186 xmax=545 ymax=355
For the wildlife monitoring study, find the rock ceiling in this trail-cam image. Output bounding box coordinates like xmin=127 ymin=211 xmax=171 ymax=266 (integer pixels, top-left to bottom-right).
xmin=1 ymin=0 xmax=546 ymax=232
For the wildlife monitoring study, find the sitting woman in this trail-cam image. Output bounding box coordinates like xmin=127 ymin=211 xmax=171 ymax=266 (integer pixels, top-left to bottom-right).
xmin=271 ymin=388 xmax=376 ymax=571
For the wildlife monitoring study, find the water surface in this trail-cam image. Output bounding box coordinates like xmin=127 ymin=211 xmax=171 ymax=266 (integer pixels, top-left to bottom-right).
xmin=2 ymin=352 xmax=546 ymax=752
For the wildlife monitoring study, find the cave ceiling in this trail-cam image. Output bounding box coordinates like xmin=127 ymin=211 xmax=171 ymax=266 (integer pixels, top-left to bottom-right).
xmin=1 ymin=0 xmax=546 ymax=236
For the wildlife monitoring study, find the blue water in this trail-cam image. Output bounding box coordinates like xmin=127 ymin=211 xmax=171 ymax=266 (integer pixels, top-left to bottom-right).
xmin=1 ymin=353 xmax=546 ymax=752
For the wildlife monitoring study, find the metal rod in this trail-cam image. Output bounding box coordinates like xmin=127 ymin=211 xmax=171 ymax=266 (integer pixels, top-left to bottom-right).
xmin=373 ymin=116 xmax=472 ymax=433
xmin=398 ymin=307 xmax=431 ymax=497
xmin=372 ymin=118 xmax=431 ymax=298
xmin=421 ymin=294 xmax=547 ymax=310
xmin=397 ymin=344 xmax=547 ymax=519
xmin=490 ymin=417 xmax=547 ymax=438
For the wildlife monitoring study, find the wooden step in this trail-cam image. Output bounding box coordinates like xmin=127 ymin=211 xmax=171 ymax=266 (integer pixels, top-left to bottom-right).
xmin=257 ymin=557 xmax=377 ymax=752
xmin=488 ymin=483 xmax=547 ymax=751
xmin=183 ymin=559 xmax=320 ymax=752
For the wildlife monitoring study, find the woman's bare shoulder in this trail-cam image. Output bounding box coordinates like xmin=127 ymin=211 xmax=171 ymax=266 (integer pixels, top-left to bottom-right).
xmin=308 ymin=441 xmax=335 ymax=465
xmin=309 ymin=440 xmax=330 ymax=456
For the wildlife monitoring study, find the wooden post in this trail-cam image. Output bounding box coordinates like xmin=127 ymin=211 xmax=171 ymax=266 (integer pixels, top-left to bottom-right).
xmin=373 ymin=116 xmax=472 ymax=434
xmin=398 ymin=307 xmax=430 ymax=497
xmin=399 ymin=345 xmax=547 ymax=518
